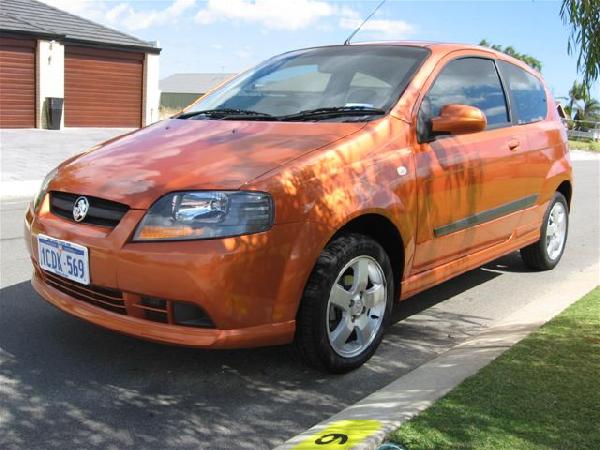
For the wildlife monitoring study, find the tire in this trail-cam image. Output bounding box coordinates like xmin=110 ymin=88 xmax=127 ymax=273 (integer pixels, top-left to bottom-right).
xmin=295 ymin=233 xmax=394 ymax=373
xmin=520 ymin=192 xmax=569 ymax=271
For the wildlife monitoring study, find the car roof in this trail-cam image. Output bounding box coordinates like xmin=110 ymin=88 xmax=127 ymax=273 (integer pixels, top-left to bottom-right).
xmin=351 ymin=40 xmax=541 ymax=78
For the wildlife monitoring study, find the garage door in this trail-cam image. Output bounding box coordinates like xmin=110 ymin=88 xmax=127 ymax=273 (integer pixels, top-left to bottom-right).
xmin=0 ymin=36 xmax=36 ymax=128
xmin=65 ymin=46 xmax=143 ymax=127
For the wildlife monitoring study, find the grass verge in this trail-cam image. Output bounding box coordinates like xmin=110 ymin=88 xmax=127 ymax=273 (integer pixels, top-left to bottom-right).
xmin=389 ymin=286 xmax=600 ymax=450
xmin=568 ymin=139 xmax=600 ymax=152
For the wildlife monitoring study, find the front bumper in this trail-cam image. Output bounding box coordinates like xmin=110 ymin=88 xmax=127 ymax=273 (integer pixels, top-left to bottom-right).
xmin=25 ymin=196 xmax=328 ymax=348
xmin=31 ymin=270 xmax=295 ymax=348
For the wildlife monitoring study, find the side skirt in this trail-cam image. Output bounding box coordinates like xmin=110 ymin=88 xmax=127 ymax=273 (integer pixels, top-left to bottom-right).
xmin=400 ymin=227 xmax=540 ymax=301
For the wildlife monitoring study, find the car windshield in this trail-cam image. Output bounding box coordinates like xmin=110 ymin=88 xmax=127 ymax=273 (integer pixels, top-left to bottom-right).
xmin=182 ymin=45 xmax=430 ymax=121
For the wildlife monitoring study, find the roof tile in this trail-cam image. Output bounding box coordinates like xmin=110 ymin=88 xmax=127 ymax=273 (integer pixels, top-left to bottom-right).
xmin=0 ymin=0 xmax=159 ymax=51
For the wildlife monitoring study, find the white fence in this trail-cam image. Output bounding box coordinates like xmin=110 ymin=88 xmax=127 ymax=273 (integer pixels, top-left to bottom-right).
xmin=562 ymin=119 xmax=600 ymax=141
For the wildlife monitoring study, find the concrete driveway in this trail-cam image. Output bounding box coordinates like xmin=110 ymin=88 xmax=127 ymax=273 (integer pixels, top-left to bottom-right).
xmin=0 ymin=128 xmax=133 ymax=198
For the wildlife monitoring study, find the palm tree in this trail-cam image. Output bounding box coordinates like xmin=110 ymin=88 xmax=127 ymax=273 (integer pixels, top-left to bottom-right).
xmin=478 ymin=40 xmax=543 ymax=72
xmin=565 ymin=81 xmax=599 ymax=129
xmin=561 ymin=0 xmax=600 ymax=87
xmin=583 ymin=98 xmax=600 ymax=121
xmin=567 ymin=81 xmax=588 ymax=113
xmin=571 ymin=95 xmax=599 ymax=131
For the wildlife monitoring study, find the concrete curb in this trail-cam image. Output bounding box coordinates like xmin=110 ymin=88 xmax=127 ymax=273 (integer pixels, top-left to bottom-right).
xmin=276 ymin=262 xmax=599 ymax=450
xmin=569 ymin=149 xmax=600 ymax=161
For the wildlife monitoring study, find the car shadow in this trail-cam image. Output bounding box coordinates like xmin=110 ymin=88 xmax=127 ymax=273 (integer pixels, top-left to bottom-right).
xmin=480 ymin=250 xmax=534 ymax=273
xmin=0 ymin=251 xmax=519 ymax=450
xmin=391 ymin=260 xmax=504 ymax=323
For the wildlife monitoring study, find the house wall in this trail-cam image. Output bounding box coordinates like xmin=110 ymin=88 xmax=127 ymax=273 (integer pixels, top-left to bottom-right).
xmin=143 ymin=52 xmax=160 ymax=126
xmin=36 ymin=39 xmax=64 ymax=128
xmin=34 ymin=39 xmax=159 ymax=129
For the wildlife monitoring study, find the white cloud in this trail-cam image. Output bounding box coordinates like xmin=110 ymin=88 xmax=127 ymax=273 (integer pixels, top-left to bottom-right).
xmin=41 ymin=0 xmax=196 ymax=31
xmin=339 ymin=16 xmax=415 ymax=39
xmin=105 ymin=3 xmax=129 ymax=23
xmin=195 ymin=0 xmax=335 ymax=31
xmin=106 ymin=0 xmax=196 ymax=31
xmin=42 ymin=0 xmax=415 ymax=38
xmin=42 ymin=0 xmax=107 ymax=22
xmin=194 ymin=0 xmax=415 ymax=38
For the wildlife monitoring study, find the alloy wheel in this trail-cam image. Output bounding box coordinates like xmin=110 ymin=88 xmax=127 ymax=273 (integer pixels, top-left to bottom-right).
xmin=546 ymin=202 xmax=567 ymax=261
xmin=326 ymin=255 xmax=387 ymax=358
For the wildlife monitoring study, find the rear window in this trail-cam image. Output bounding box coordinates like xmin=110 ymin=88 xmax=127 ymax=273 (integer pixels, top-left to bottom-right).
xmin=498 ymin=61 xmax=547 ymax=124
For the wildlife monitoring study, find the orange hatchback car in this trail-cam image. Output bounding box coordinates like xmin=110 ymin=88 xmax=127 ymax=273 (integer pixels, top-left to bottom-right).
xmin=26 ymin=42 xmax=572 ymax=372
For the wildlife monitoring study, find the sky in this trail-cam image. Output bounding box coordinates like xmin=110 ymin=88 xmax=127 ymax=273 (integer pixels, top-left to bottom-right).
xmin=43 ymin=0 xmax=599 ymax=100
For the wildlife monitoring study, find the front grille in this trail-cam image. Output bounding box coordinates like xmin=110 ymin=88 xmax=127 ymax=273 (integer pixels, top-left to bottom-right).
xmin=134 ymin=297 xmax=169 ymax=323
xmin=40 ymin=269 xmax=215 ymax=328
xmin=49 ymin=192 xmax=129 ymax=228
xmin=133 ymin=297 xmax=215 ymax=328
xmin=43 ymin=271 xmax=126 ymax=315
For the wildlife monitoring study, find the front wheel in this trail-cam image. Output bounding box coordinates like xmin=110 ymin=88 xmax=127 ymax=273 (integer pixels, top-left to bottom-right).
xmin=295 ymin=233 xmax=393 ymax=373
xmin=520 ymin=192 xmax=569 ymax=270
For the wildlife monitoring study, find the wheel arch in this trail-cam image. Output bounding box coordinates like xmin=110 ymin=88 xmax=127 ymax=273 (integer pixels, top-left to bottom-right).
xmin=556 ymin=180 xmax=572 ymax=209
xmin=329 ymin=213 xmax=405 ymax=300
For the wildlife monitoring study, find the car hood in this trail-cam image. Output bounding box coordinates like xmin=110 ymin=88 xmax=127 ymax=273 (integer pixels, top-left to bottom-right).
xmin=50 ymin=119 xmax=366 ymax=209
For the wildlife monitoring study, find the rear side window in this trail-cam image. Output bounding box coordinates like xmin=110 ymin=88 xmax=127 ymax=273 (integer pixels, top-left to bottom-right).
xmin=498 ymin=61 xmax=547 ymax=124
xmin=418 ymin=58 xmax=509 ymax=140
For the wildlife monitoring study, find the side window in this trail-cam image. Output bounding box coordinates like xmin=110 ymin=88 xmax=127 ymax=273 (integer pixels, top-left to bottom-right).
xmin=498 ymin=61 xmax=547 ymax=124
xmin=418 ymin=58 xmax=509 ymax=140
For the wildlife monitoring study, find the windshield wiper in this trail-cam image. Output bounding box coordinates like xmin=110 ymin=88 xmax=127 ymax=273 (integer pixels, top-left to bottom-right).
xmin=177 ymin=108 xmax=275 ymax=120
xmin=176 ymin=106 xmax=385 ymax=122
xmin=279 ymin=106 xmax=386 ymax=121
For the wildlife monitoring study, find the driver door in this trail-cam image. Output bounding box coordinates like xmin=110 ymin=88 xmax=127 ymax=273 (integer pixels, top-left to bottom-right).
xmin=411 ymin=57 xmax=532 ymax=273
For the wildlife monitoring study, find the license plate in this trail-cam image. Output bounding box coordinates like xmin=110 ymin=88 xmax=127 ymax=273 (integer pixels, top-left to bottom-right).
xmin=37 ymin=234 xmax=90 ymax=285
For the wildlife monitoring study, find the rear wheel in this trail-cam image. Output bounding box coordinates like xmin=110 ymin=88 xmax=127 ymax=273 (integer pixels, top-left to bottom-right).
xmin=520 ymin=192 xmax=569 ymax=270
xmin=295 ymin=233 xmax=393 ymax=373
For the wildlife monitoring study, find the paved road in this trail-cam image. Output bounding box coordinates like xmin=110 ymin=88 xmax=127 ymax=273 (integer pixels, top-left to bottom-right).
xmin=1 ymin=161 xmax=598 ymax=450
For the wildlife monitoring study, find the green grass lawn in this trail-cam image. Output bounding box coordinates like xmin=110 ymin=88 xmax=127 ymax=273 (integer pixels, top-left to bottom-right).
xmin=389 ymin=286 xmax=600 ymax=450
xmin=569 ymin=139 xmax=600 ymax=152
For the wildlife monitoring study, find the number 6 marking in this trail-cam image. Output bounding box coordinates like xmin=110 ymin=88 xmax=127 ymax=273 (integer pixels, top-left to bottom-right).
xmin=315 ymin=433 xmax=348 ymax=445
xmin=292 ymin=420 xmax=381 ymax=449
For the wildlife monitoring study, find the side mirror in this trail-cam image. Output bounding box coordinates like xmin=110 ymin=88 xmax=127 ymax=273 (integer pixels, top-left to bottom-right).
xmin=431 ymin=104 xmax=487 ymax=135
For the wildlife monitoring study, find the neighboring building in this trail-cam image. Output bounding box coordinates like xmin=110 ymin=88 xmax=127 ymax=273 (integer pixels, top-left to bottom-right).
xmin=0 ymin=0 xmax=160 ymax=129
xmin=159 ymin=73 xmax=235 ymax=110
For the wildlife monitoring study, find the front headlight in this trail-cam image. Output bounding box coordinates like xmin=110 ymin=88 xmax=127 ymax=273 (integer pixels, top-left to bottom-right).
xmin=133 ymin=191 xmax=274 ymax=241
xmin=33 ymin=166 xmax=58 ymax=211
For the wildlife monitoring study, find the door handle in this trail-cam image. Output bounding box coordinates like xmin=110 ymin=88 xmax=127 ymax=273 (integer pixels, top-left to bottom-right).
xmin=508 ymin=138 xmax=520 ymax=151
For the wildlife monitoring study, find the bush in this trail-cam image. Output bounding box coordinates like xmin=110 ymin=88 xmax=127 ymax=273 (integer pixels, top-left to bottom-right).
xmin=568 ymin=139 xmax=600 ymax=152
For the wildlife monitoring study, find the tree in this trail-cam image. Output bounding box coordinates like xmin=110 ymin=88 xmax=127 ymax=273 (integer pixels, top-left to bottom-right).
xmin=479 ymin=39 xmax=542 ymax=71
xmin=566 ymin=80 xmax=589 ymax=116
xmin=582 ymin=98 xmax=600 ymax=121
xmin=563 ymin=80 xmax=599 ymax=125
xmin=561 ymin=0 xmax=600 ymax=87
